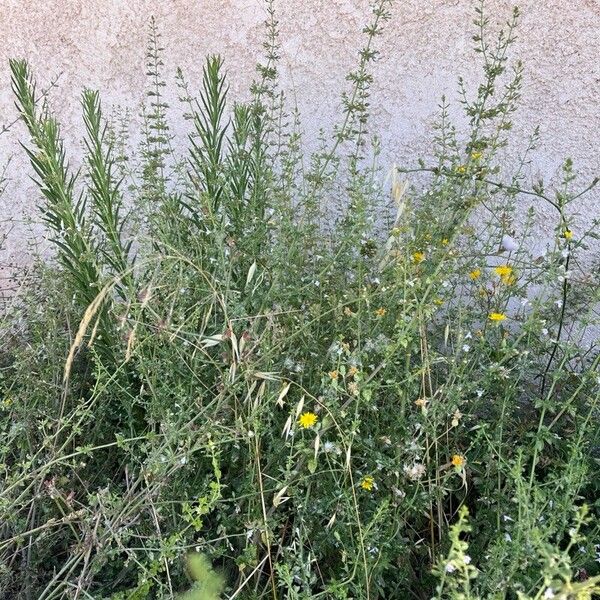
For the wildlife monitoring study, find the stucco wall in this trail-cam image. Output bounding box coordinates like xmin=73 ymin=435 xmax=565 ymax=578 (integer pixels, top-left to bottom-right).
xmin=0 ymin=0 xmax=599 ymax=277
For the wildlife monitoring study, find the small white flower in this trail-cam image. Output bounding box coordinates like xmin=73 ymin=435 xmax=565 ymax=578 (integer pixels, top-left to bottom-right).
xmin=543 ymin=588 xmax=555 ymax=599
xmin=501 ymin=234 xmax=518 ymax=252
xmin=445 ymin=562 xmax=456 ymax=573
xmin=462 ymin=344 xmax=471 ymax=353
xmin=463 ymin=555 xmax=471 ymax=565
xmin=403 ymin=463 xmax=426 ymax=481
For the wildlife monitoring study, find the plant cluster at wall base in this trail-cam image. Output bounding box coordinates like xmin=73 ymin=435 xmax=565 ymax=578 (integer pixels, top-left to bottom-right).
xmin=1 ymin=2 xmax=600 ymax=599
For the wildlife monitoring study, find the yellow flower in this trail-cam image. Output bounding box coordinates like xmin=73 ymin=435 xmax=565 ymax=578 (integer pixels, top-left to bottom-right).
xmin=563 ymin=229 xmax=573 ymax=240
xmin=374 ymin=307 xmax=387 ymax=317
xmin=451 ymin=454 xmax=466 ymax=468
xmin=493 ymin=265 xmax=513 ymax=278
xmin=471 ymin=150 xmax=483 ymax=160
xmin=434 ymin=298 xmax=444 ymax=306
xmin=348 ymin=366 xmax=359 ymax=378
xmin=489 ymin=312 xmax=506 ymax=322
xmin=441 ymin=238 xmax=449 ymax=246
xmin=329 ymin=370 xmax=339 ymax=381
xmin=494 ymin=265 xmax=516 ymax=285
xmin=469 ymin=268 xmax=482 ymax=280
xmin=412 ymin=251 xmax=425 ymax=264
xmin=298 ymin=412 xmax=318 ymax=429
xmin=414 ymin=397 xmax=428 ymax=408
xmin=360 ymin=475 xmax=375 ymax=491
xmin=455 ymin=165 xmax=467 ymax=174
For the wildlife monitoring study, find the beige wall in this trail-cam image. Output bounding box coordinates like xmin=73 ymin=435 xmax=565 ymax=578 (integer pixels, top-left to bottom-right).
xmin=1 ymin=0 xmax=599 ymax=273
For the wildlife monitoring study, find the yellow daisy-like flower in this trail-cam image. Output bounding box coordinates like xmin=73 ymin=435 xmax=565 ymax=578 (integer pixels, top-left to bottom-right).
xmin=471 ymin=151 xmax=483 ymax=160
xmin=455 ymin=165 xmax=467 ymax=174
xmin=329 ymin=370 xmax=339 ymax=381
xmin=298 ymin=412 xmax=318 ymax=429
xmin=360 ymin=475 xmax=375 ymax=491
xmin=348 ymin=366 xmax=359 ymax=378
xmin=374 ymin=307 xmax=387 ymax=317
xmin=489 ymin=312 xmax=507 ymax=322
xmin=469 ymin=268 xmax=482 ymax=280
xmin=494 ymin=265 xmax=515 ymax=284
xmin=441 ymin=238 xmax=450 ymax=246
xmin=493 ymin=265 xmax=513 ymax=278
xmin=451 ymin=454 xmax=466 ymax=468
xmin=412 ymin=251 xmax=425 ymax=264
xmin=563 ymin=229 xmax=573 ymax=240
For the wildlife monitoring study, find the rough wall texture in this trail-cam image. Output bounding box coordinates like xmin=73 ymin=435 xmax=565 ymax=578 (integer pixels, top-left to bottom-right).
xmin=0 ymin=0 xmax=599 ymax=275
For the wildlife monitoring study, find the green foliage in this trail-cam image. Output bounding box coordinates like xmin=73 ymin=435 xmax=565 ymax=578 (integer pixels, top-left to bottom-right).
xmin=2 ymin=2 xmax=600 ymax=599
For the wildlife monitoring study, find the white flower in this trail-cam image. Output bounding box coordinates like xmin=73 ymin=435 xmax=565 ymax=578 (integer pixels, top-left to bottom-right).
xmin=403 ymin=463 xmax=426 ymax=481
xmin=501 ymin=234 xmax=518 ymax=251
xmin=323 ymin=441 xmax=340 ymax=455
xmin=445 ymin=562 xmax=456 ymax=573
xmin=462 ymin=344 xmax=471 ymax=353
xmin=543 ymin=588 xmax=555 ymax=599
xmin=463 ymin=555 xmax=471 ymax=564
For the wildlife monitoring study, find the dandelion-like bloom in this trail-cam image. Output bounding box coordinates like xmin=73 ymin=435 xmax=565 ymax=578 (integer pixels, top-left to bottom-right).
xmin=412 ymin=251 xmax=425 ymax=264
xmin=494 ymin=265 xmax=515 ymax=285
xmin=329 ymin=370 xmax=339 ymax=380
xmin=469 ymin=268 xmax=481 ymax=280
xmin=360 ymin=475 xmax=375 ymax=491
xmin=298 ymin=412 xmax=318 ymax=429
xmin=455 ymin=165 xmax=467 ymax=174
xmin=374 ymin=307 xmax=387 ymax=317
xmin=441 ymin=238 xmax=449 ymax=246
xmin=494 ymin=265 xmax=512 ymax=278
xmin=348 ymin=366 xmax=359 ymax=378
xmin=451 ymin=454 xmax=466 ymax=468
xmin=563 ymin=229 xmax=573 ymax=240
xmin=489 ymin=312 xmax=506 ymax=322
